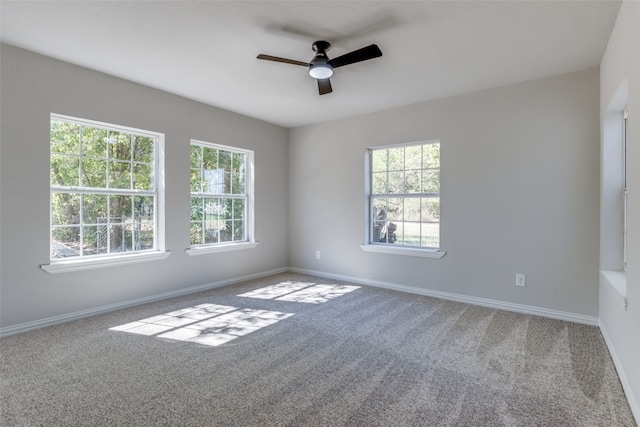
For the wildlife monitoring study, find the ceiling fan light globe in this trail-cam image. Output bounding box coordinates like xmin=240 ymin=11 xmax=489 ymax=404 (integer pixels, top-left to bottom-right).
xmin=309 ymin=65 xmax=333 ymax=79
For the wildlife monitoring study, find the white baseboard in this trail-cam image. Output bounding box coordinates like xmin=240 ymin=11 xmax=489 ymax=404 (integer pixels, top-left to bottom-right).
xmin=289 ymin=267 xmax=599 ymax=326
xmin=0 ymin=267 xmax=288 ymax=339
xmin=598 ymin=320 xmax=640 ymax=426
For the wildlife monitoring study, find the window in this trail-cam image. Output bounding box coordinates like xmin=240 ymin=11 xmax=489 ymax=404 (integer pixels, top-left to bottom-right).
xmin=366 ymin=141 xmax=441 ymax=254
xmin=600 ymin=83 xmax=627 ymax=308
xmin=189 ymin=140 xmax=254 ymax=252
xmin=48 ymin=114 xmax=164 ymax=265
xmin=623 ymin=109 xmax=628 ymax=272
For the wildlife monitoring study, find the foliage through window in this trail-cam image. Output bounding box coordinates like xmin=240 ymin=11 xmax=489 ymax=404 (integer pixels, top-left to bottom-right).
xmin=50 ymin=115 xmax=162 ymax=260
xmin=190 ymin=141 xmax=251 ymax=247
xmin=369 ymin=141 xmax=440 ymax=249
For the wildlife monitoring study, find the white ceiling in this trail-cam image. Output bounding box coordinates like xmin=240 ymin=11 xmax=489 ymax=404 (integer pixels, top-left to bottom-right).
xmin=0 ymin=1 xmax=621 ymax=128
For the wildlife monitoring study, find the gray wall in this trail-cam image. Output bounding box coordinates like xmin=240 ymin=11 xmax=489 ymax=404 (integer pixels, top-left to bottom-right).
xmin=0 ymin=44 xmax=604 ymax=326
xmin=0 ymin=44 xmax=289 ymax=328
xmin=289 ymin=68 xmax=601 ymax=316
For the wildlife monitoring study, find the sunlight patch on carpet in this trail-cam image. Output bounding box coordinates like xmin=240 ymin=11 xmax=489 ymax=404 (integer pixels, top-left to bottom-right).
xmin=109 ymin=303 xmax=294 ymax=346
xmin=237 ymin=281 xmax=360 ymax=304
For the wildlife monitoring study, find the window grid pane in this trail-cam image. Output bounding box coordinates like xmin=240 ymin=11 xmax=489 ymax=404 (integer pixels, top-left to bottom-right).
xmin=369 ymin=142 xmax=440 ymax=249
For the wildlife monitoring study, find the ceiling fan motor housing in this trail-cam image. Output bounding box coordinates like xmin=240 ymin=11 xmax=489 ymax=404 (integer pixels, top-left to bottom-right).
xmin=309 ymin=41 xmax=333 ymax=79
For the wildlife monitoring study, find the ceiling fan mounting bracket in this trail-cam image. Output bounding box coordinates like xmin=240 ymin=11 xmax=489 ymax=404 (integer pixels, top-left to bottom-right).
xmin=312 ymin=40 xmax=331 ymax=54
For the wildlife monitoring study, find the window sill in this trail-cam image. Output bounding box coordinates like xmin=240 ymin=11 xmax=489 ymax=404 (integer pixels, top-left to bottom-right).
xmin=186 ymin=241 xmax=259 ymax=256
xmin=360 ymin=244 xmax=446 ymax=259
xmin=600 ymin=270 xmax=628 ymax=310
xmin=41 ymin=250 xmax=171 ymax=274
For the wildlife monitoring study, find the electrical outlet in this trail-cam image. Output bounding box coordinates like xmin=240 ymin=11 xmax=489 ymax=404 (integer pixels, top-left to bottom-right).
xmin=516 ymin=273 xmax=526 ymax=287
xmin=315 ymin=250 xmax=321 ymax=259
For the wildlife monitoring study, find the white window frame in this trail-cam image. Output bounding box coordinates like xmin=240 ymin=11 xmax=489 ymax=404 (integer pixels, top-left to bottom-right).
xmin=361 ymin=140 xmax=445 ymax=259
xmin=42 ymin=114 xmax=168 ymax=274
xmin=622 ymin=108 xmax=628 ymax=272
xmin=186 ymin=140 xmax=257 ymax=256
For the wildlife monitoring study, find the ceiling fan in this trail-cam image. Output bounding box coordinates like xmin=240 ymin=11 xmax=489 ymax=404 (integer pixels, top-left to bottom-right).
xmin=257 ymin=41 xmax=382 ymax=95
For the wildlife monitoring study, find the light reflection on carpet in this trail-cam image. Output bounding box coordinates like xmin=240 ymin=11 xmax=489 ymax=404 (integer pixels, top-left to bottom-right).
xmin=109 ymin=303 xmax=294 ymax=346
xmin=237 ymin=281 xmax=360 ymax=303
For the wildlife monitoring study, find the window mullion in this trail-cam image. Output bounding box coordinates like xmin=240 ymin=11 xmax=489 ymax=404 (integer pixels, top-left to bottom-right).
xmin=78 ymin=125 xmax=84 ymax=188
xmin=201 ymin=197 xmax=205 ymax=245
xmin=106 ymin=130 xmax=111 ymax=191
xmin=51 ymin=187 xmax=154 ymax=197
xmin=79 ymin=194 xmax=84 ymax=257
xmin=191 ymin=192 xmax=244 ymax=199
xmin=623 ymin=108 xmax=628 ymax=272
xmin=129 ymin=133 xmax=134 ymax=191
xmin=106 ymin=194 xmax=111 ymax=255
xmin=371 ymin=193 xmax=426 ymax=199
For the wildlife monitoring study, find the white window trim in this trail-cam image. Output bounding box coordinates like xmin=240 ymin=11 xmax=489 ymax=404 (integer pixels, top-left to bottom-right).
xmin=600 ymin=270 xmax=628 ymax=311
xmin=186 ymin=139 xmax=256 ymax=255
xmin=360 ymin=244 xmax=445 ymax=258
xmin=622 ymin=108 xmax=628 ymax=272
xmin=362 ymin=139 xmax=444 ymax=258
xmin=43 ymin=114 xmax=166 ymax=273
xmin=42 ymin=250 xmax=171 ymax=274
xmin=186 ymin=241 xmax=259 ymax=256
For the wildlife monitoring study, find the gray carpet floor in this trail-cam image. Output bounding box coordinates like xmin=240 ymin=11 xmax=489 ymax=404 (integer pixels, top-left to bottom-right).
xmin=0 ymin=272 xmax=636 ymax=426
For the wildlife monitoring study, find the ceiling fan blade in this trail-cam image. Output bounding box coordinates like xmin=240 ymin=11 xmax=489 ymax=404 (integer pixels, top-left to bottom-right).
xmin=257 ymin=54 xmax=309 ymax=67
xmin=328 ymin=44 xmax=382 ymax=68
xmin=317 ymin=78 xmax=333 ymax=95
